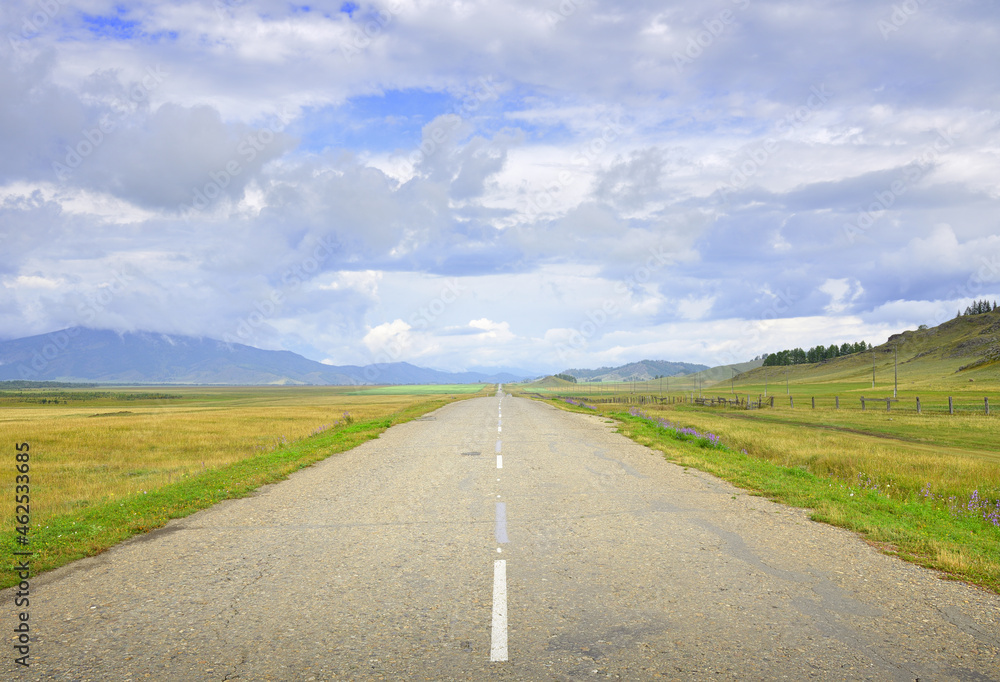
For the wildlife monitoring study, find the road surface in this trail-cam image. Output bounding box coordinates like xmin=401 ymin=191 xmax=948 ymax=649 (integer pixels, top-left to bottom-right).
xmin=6 ymin=392 xmax=1000 ymax=680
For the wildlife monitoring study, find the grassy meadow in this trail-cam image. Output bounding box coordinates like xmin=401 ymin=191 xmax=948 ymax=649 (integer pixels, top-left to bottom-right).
xmin=1 ymin=384 xmax=488 ymax=586
xmin=344 ymin=383 xmax=488 ymax=395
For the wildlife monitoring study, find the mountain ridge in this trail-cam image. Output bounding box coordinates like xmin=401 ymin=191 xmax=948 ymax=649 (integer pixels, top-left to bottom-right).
xmin=0 ymin=328 xmax=522 ymax=385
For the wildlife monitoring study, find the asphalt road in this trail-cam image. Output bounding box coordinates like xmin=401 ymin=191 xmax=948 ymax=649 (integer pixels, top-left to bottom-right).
xmin=6 ymin=392 xmax=1000 ymax=680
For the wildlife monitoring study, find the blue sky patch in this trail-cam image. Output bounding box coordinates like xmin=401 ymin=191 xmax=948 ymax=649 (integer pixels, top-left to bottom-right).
xmin=293 ymin=89 xmax=460 ymax=153
xmin=80 ymin=10 xmax=140 ymax=41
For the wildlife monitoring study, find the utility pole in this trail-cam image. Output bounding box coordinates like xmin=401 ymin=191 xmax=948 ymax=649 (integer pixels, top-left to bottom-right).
xmin=894 ymin=345 xmax=898 ymax=398
xmin=872 ymin=350 xmax=876 ymax=389
xmin=764 ymin=366 xmax=767 ymax=397
xmin=786 ymin=366 xmax=789 ymax=395
xmin=731 ymin=368 xmax=735 ymax=394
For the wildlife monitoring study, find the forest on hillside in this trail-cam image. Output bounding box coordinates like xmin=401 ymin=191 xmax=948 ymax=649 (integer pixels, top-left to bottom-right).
xmin=762 ymin=341 xmax=871 ymax=366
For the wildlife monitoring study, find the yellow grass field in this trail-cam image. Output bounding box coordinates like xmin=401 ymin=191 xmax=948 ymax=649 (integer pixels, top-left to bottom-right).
xmin=1 ymin=385 xmax=486 ymax=534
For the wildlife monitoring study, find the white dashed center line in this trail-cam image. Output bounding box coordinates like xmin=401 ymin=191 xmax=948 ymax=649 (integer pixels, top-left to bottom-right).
xmin=495 ymin=502 xmax=508 ymax=543
xmin=490 ymin=559 xmax=508 ymax=662
xmin=491 ymin=390 xmax=509 ymax=663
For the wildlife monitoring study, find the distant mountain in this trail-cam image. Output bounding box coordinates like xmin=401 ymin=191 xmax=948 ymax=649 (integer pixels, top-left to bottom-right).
xmin=465 ymin=365 xmax=541 ymax=381
xmin=563 ymin=359 xmax=709 ymax=382
xmin=0 ymin=328 xmax=518 ymax=385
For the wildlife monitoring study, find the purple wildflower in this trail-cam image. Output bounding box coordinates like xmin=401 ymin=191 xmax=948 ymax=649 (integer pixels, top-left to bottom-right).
xmin=627 ymin=407 xmax=730 ymax=450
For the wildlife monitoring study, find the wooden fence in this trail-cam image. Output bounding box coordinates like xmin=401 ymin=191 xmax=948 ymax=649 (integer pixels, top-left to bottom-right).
xmin=558 ymin=393 xmax=995 ymax=415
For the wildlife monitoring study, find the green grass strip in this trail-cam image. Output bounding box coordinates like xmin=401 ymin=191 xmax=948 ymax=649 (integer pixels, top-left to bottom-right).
xmin=611 ymin=410 xmax=1000 ymax=594
xmin=3 ymin=398 xmax=448 ymax=588
xmin=549 ymin=396 xmax=1000 ymax=593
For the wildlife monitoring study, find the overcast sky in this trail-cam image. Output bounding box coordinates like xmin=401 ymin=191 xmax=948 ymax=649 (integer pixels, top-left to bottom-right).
xmin=2 ymin=0 xmax=999 ymax=373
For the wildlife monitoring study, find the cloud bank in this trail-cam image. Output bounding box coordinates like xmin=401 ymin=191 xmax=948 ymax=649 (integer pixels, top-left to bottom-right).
xmin=1 ymin=0 xmax=999 ymax=372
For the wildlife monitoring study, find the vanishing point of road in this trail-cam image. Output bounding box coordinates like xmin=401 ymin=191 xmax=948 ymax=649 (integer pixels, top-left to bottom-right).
xmin=7 ymin=391 xmax=1000 ymax=680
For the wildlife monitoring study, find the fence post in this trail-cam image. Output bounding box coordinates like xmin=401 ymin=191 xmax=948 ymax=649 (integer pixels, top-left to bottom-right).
xmin=789 ymin=396 xmax=794 ymax=408
xmin=986 ymin=397 xmax=990 ymax=416
xmin=861 ymin=396 xmax=865 ymax=411
xmin=886 ymin=398 xmax=891 ymax=413
xmin=916 ymin=397 xmax=921 ymax=414
xmin=811 ymin=396 xmax=815 ymax=409
xmin=835 ymin=396 xmax=839 ymax=409
xmin=770 ymin=396 xmax=774 ymax=408
xmin=949 ymin=396 xmax=954 ymax=415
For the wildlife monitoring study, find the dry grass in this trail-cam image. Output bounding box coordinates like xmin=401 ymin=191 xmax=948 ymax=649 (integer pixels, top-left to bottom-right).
xmin=626 ymin=405 xmax=1000 ymax=502
xmin=0 ymin=386 xmax=476 ymax=530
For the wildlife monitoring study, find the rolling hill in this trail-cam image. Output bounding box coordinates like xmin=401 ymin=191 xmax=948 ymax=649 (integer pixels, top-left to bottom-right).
xmin=521 ymin=375 xmax=580 ymax=389
xmin=563 ymin=359 xmax=708 ymax=382
xmin=673 ymin=359 xmax=765 ymax=387
xmin=729 ymin=310 xmax=1000 ymax=391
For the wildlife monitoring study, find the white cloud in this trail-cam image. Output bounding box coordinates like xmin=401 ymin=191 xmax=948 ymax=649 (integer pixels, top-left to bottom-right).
xmin=677 ymin=296 xmax=715 ymax=321
xmin=819 ymin=278 xmax=863 ymax=314
xmin=362 ymin=319 xmax=413 ymax=355
xmin=10 ymin=275 xmax=64 ymax=290
xmin=3 ymin=0 xmax=1000 ymax=374
xmin=317 ymin=271 xmax=383 ymax=298
xmin=468 ymin=318 xmax=513 ymax=339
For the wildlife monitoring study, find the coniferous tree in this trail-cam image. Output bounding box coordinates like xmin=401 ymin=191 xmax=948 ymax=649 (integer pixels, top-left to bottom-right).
xmin=963 ymin=299 xmax=996 ymax=316
xmin=763 ymin=340 xmax=871 ymax=366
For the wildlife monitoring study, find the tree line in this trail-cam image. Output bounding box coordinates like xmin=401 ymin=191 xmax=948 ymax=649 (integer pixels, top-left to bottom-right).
xmin=957 ymin=299 xmax=998 ymax=317
xmin=763 ymin=341 xmax=871 ymax=366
